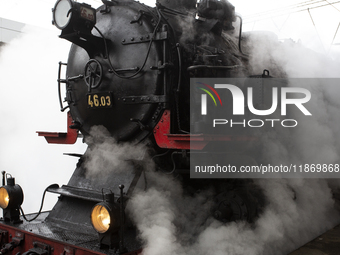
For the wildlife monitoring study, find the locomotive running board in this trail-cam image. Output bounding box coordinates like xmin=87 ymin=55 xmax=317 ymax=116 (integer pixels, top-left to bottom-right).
xmin=153 ymin=110 xmax=258 ymax=150
xmin=37 ymin=112 xmax=79 ymax=144
xmin=45 ymin=153 xmax=145 ymax=237
xmin=47 ymin=185 xmax=104 ymax=203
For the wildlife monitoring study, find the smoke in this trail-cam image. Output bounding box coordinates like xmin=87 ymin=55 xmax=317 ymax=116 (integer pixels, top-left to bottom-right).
xmin=246 ymin=33 xmax=340 ymax=78
xmin=127 ymin=171 xmax=214 ymax=255
xmin=125 ymin=8 xmax=340 ymax=255
xmin=83 ymin=126 xmax=147 ymax=179
xmin=245 ymin=32 xmax=340 ymax=168
xmin=127 ymin=175 xmax=339 ymax=255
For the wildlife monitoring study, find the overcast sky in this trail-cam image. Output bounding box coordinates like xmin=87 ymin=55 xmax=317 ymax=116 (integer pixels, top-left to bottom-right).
xmin=0 ymin=0 xmax=339 ymax=55
xmin=1 ymin=0 xmax=339 ymax=45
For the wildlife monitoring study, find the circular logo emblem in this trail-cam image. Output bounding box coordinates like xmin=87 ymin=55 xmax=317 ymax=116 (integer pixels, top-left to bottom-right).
xmin=84 ymin=59 xmax=103 ymax=89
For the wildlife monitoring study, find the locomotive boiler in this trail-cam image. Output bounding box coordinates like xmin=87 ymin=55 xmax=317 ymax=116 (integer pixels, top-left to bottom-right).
xmin=0 ymin=0 xmax=272 ymax=254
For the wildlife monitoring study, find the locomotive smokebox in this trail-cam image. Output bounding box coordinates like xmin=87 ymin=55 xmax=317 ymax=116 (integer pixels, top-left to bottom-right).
xmin=60 ymin=1 xmax=174 ymax=143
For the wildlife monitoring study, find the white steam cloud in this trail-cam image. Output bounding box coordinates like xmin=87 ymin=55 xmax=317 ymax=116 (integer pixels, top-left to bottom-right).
xmin=127 ymin=175 xmax=339 ymax=255
xmin=0 ymin=26 xmax=86 ymax=213
xmin=84 ymin=126 xmax=147 ymax=179
xmin=124 ymin=18 xmax=340 ymax=255
xmin=246 ymin=32 xmax=340 ymax=168
xmin=84 ymin=124 xmax=340 ymax=254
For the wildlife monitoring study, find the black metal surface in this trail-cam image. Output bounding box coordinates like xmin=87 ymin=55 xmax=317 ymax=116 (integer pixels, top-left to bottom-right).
xmin=118 ymin=185 xmax=127 ymax=254
xmin=63 ymin=156 xmax=143 ymax=197
xmin=40 ymin=148 xmax=145 ymax=253
xmin=65 ymin=0 xmax=168 ymax=142
xmin=121 ymin=95 xmax=167 ymax=104
xmin=289 ymin=224 xmax=340 ymax=255
xmin=57 ymin=62 xmax=69 ymax=112
xmin=120 ymin=31 xmax=168 ymax=45
xmin=84 ymin=59 xmax=103 ymax=90
xmin=47 ymin=185 xmax=104 ymax=203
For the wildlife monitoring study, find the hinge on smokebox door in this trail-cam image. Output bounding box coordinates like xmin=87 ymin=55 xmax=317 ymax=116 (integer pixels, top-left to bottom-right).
xmin=121 ymin=31 xmax=168 ymax=45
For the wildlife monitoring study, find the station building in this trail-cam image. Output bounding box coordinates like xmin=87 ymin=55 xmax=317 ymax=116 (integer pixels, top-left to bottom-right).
xmin=0 ymin=18 xmax=25 ymax=50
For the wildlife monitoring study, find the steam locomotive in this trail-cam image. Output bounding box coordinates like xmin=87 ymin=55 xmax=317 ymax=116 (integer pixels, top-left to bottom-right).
xmin=0 ymin=0 xmax=271 ymax=254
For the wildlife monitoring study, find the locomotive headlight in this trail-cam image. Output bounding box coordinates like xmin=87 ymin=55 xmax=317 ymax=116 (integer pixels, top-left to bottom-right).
xmin=52 ymin=0 xmax=73 ymax=30
xmin=0 ymin=179 xmax=23 ymax=210
xmin=91 ymin=204 xmax=112 ymax=233
xmin=0 ymin=174 xmax=24 ymax=223
xmin=0 ymin=187 xmax=9 ymax=209
xmin=91 ymin=191 xmax=125 ymax=249
xmin=52 ymin=0 xmax=96 ymax=33
xmin=91 ymin=201 xmax=120 ymax=234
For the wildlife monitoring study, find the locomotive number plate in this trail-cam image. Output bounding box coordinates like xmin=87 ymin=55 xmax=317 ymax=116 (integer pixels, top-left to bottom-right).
xmin=87 ymin=92 xmax=113 ymax=109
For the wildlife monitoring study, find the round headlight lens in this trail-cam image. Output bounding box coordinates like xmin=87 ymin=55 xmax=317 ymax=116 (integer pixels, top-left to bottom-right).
xmin=91 ymin=204 xmax=112 ymax=233
xmin=53 ymin=0 xmax=73 ymax=29
xmin=0 ymin=187 xmax=9 ymax=209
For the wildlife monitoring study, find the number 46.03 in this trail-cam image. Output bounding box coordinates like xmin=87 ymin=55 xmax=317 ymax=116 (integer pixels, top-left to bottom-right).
xmin=88 ymin=94 xmax=112 ymax=108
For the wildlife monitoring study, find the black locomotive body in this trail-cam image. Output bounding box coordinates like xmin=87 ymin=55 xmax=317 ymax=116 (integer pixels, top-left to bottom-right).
xmin=0 ymin=0 xmax=272 ymax=254
xmin=62 ymin=0 xmax=250 ymax=142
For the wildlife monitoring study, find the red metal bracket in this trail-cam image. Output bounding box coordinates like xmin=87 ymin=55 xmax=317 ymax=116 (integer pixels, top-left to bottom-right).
xmin=0 ymin=229 xmax=8 ymax=246
xmin=153 ymin=110 xmax=257 ymax=150
xmin=36 ymin=112 xmax=78 ymax=144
